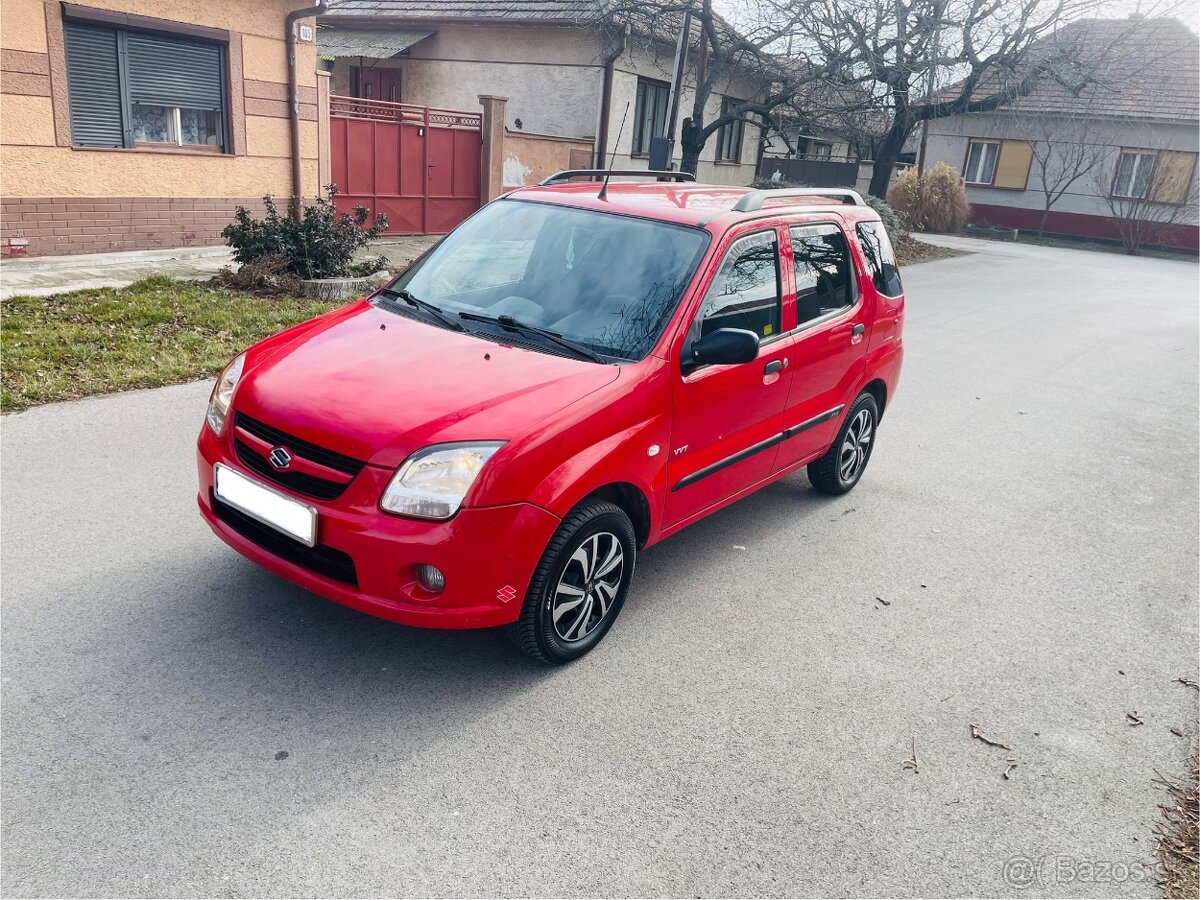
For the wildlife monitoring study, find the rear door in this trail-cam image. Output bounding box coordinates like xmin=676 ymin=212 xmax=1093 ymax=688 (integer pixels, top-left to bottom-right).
xmin=774 ymin=221 xmax=870 ymax=469
xmin=665 ymin=227 xmax=794 ymax=527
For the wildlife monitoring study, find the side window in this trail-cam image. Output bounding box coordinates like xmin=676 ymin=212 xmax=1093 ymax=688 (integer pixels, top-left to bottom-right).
xmin=856 ymin=221 xmax=903 ymax=297
xmin=695 ymin=232 xmax=781 ymax=342
xmin=791 ymin=224 xmax=855 ymax=327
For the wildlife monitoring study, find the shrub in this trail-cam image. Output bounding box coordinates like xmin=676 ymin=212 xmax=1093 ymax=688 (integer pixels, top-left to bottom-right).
xmin=886 ymin=163 xmax=970 ymax=233
xmin=863 ymin=194 xmax=906 ymax=240
xmin=223 ymin=184 xmax=388 ymax=280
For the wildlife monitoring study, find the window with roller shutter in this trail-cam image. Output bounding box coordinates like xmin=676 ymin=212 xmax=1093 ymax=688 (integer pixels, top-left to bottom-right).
xmin=963 ymin=138 xmax=1032 ymax=189
xmin=63 ymin=16 xmax=228 ymax=151
xmin=1148 ymin=150 xmax=1198 ymax=205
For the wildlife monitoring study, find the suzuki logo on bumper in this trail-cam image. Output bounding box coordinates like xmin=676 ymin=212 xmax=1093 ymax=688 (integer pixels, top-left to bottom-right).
xmin=268 ymin=446 xmax=293 ymax=470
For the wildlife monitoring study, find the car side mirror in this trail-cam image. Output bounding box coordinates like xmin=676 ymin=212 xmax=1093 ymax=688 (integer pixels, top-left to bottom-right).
xmin=686 ymin=328 xmax=760 ymax=371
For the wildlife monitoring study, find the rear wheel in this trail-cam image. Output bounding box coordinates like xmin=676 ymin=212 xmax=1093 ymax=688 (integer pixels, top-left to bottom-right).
xmin=506 ymin=498 xmax=636 ymax=664
xmin=808 ymin=392 xmax=879 ymax=495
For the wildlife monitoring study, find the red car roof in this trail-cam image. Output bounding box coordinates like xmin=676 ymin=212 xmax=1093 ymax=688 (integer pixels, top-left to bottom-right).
xmin=502 ymin=181 xmax=880 ymax=231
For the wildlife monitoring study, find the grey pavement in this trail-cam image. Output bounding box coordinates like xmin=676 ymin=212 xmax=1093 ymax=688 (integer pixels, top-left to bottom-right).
xmin=0 ymin=236 xmax=437 ymax=299
xmin=2 ymin=239 xmax=1197 ymax=897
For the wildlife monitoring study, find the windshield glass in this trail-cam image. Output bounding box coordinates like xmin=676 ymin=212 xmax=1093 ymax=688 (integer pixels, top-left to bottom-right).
xmin=385 ymin=200 xmax=709 ymax=360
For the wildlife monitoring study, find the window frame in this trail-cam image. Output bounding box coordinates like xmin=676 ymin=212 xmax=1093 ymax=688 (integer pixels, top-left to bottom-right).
xmin=787 ymin=221 xmax=861 ymax=333
xmin=632 ymin=77 xmax=670 ymax=158
xmin=62 ymin=7 xmax=231 ymax=154
xmin=688 ymin=228 xmax=784 ymax=359
xmin=800 ymin=139 xmax=833 ymax=160
xmin=962 ymin=138 xmax=1034 ymax=190
xmin=962 ymin=138 xmax=1001 ymax=186
xmin=715 ymin=98 xmax=745 ymax=163
xmin=1110 ymin=149 xmax=1159 ymax=200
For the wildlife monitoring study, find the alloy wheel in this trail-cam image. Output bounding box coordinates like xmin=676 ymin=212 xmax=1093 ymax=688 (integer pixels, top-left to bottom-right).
xmin=838 ymin=408 xmax=874 ymax=484
xmin=551 ymin=531 xmax=624 ymax=642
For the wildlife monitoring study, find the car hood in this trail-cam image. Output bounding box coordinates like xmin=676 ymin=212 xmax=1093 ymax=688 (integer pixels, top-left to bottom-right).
xmin=235 ymin=301 xmax=621 ymax=469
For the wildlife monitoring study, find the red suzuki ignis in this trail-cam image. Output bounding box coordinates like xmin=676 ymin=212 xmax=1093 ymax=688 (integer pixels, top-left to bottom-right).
xmin=197 ymin=174 xmax=905 ymax=663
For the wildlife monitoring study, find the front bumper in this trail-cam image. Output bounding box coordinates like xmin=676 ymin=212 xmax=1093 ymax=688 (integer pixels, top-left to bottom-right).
xmin=197 ymin=425 xmax=560 ymax=629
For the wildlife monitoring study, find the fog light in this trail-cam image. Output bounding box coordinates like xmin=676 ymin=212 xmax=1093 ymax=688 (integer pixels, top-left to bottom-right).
xmin=415 ymin=564 xmax=445 ymax=592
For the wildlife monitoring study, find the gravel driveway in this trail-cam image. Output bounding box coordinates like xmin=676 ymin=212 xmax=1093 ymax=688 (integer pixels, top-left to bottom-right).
xmin=2 ymin=237 xmax=1196 ymax=897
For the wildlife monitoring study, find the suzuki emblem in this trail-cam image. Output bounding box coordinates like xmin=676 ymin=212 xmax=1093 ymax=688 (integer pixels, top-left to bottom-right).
xmin=268 ymin=446 xmax=293 ymax=470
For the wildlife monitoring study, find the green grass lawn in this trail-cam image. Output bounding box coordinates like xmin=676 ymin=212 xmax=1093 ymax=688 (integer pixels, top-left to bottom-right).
xmin=1 ymin=276 xmax=340 ymax=413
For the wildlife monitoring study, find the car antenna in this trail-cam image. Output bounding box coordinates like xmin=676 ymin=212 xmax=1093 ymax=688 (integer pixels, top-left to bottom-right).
xmin=598 ymin=102 xmax=630 ymax=201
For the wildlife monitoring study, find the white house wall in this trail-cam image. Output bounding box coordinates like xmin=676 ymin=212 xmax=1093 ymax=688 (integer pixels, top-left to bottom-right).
xmin=601 ymin=43 xmax=761 ymax=185
xmin=331 ymin=23 xmax=606 ymax=139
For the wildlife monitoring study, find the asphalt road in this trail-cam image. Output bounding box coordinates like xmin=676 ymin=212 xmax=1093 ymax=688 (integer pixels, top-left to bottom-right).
xmin=3 ymin=237 xmax=1197 ymax=898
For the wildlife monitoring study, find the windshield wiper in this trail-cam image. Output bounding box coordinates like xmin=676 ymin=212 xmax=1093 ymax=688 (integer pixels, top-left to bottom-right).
xmin=377 ymin=287 xmax=464 ymax=332
xmin=457 ymin=312 xmax=607 ymax=364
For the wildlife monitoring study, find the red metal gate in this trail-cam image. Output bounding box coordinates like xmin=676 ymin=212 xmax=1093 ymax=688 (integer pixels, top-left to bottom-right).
xmin=329 ymin=96 xmax=481 ymax=235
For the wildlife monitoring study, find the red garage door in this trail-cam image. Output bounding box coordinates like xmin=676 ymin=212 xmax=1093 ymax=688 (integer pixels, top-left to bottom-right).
xmin=330 ymin=96 xmax=481 ymax=235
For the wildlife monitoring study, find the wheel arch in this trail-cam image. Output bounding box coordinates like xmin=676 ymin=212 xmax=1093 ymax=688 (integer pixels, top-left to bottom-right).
xmin=863 ymin=378 xmax=888 ymax=418
xmin=580 ymin=482 xmax=653 ymax=549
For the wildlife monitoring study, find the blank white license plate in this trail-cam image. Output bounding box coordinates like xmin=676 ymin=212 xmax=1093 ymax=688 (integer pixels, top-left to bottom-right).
xmin=214 ymin=464 xmax=317 ymax=547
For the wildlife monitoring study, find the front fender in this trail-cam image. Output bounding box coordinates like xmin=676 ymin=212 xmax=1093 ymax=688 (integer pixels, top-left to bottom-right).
xmin=469 ymin=361 xmax=672 ymax=544
xmin=528 ymin=412 xmax=669 ymax=539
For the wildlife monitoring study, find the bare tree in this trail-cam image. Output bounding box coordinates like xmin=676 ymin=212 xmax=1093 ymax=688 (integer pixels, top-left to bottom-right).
xmin=1099 ymin=164 xmax=1199 ymax=255
xmin=790 ymin=0 xmax=1149 ymax=197
xmin=600 ymin=0 xmax=827 ymax=175
xmin=1020 ymin=115 xmax=1108 ymax=237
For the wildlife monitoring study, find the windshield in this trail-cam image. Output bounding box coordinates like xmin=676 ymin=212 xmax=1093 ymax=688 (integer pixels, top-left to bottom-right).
xmin=384 ymin=200 xmax=709 ymax=360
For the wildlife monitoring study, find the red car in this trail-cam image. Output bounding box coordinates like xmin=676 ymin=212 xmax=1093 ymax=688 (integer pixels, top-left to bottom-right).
xmin=197 ymin=174 xmax=905 ymax=663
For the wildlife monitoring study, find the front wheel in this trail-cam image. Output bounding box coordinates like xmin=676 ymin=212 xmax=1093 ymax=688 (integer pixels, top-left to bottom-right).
xmin=807 ymin=392 xmax=879 ymax=495
xmin=506 ymin=498 xmax=636 ymax=664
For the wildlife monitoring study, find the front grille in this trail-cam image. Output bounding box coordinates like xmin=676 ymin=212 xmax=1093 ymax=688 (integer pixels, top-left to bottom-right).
xmin=235 ymin=439 xmax=347 ymax=501
xmin=213 ymin=492 xmax=358 ymax=587
xmin=233 ymin=412 xmax=366 ymax=500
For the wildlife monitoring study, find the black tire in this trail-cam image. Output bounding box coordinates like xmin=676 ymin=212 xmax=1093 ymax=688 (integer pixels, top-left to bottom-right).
xmin=506 ymin=498 xmax=637 ymax=664
xmin=807 ymin=392 xmax=880 ymax=495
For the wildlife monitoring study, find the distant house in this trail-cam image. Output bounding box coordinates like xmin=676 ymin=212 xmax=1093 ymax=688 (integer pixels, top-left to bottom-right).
xmin=759 ymin=75 xmax=892 ymax=188
xmin=317 ymin=0 xmax=766 ymax=187
xmin=921 ymin=16 xmax=1199 ymax=250
xmin=1 ymin=0 xmax=326 ymax=258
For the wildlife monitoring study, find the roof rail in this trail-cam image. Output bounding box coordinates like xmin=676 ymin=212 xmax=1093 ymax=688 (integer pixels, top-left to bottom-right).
xmin=733 ymin=188 xmax=865 ymax=212
xmin=539 ymin=169 xmax=696 ymax=185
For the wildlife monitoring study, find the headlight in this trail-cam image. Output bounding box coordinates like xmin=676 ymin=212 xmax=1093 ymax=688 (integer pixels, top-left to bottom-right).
xmin=380 ymin=441 xmax=505 ymax=520
xmin=205 ymin=352 xmax=245 ymax=436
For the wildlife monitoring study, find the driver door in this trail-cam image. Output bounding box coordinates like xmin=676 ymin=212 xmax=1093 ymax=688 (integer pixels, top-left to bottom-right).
xmin=665 ymin=227 xmax=794 ymax=527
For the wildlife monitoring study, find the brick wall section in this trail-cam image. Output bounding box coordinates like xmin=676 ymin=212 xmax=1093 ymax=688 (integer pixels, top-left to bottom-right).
xmin=1 ymin=197 xmax=269 ymax=257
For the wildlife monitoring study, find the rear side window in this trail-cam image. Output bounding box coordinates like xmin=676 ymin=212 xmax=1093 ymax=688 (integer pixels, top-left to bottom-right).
xmin=856 ymin=221 xmax=903 ymax=297
xmin=790 ymin=224 xmax=855 ymax=327
xmin=695 ymin=231 xmax=781 ymax=341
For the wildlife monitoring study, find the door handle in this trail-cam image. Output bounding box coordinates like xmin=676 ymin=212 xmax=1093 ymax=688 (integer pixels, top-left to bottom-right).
xmin=763 ymin=359 xmax=783 ymax=375
xmin=852 ymin=323 xmax=865 ymax=337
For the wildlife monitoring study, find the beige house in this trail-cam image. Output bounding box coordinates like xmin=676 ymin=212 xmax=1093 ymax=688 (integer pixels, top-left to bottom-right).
xmin=1 ymin=0 xmax=326 ymax=257
xmin=318 ymin=0 xmax=765 ymax=187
